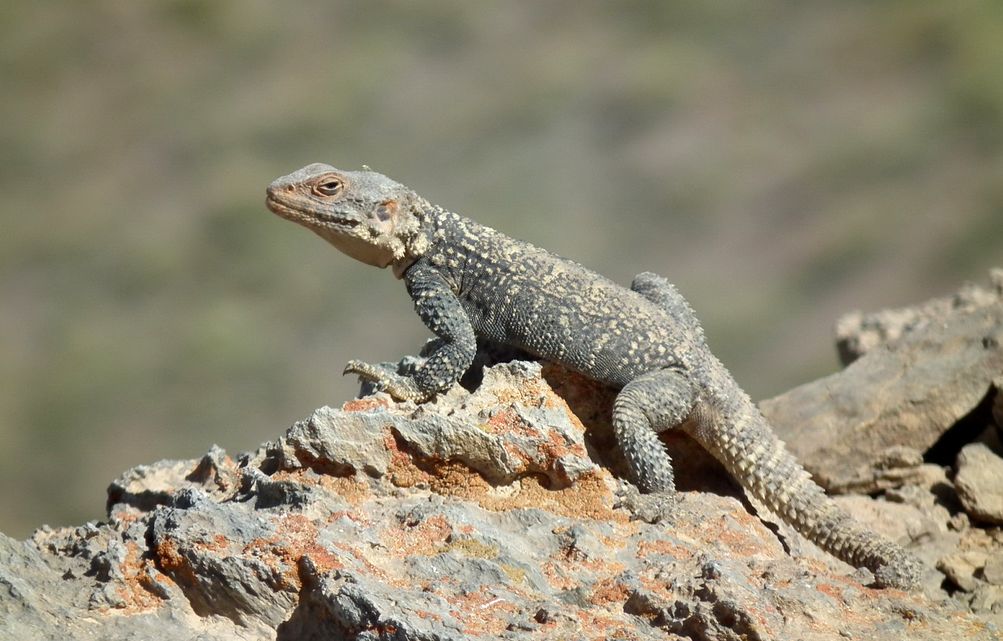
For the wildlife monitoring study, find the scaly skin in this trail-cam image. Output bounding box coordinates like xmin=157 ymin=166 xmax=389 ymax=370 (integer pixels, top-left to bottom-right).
xmin=266 ymin=163 xmax=924 ymax=588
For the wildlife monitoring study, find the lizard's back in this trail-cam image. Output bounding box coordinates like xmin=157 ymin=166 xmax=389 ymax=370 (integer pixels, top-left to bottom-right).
xmin=430 ymin=217 xmax=697 ymax=387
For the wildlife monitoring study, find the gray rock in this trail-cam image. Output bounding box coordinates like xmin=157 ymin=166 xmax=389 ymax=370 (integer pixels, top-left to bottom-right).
xmin=955 ymin=443 xmax=1003 ymax=525
xmin=984 ymin=555 xmax=1003 ymax=587
xmin=835 ymin=268 xmax=1003 ymax=364
xmin=761 ymin=270 xmax=1003 ymax=493
xmin=274 ymin=361 xmax=601 ymax=490
xmin=107 ymin=444 xmax=237 ymax=515
xmin=938 ymin=551 xmax=989 ymax=593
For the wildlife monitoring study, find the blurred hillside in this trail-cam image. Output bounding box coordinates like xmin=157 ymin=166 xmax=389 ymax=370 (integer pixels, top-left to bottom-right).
xmin=2 ymin=1 xmax=1002 ymax=537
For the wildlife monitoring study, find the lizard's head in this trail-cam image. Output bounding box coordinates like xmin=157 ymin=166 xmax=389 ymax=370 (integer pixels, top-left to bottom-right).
xmin=266 ymin=163 xmax=428 ymax=275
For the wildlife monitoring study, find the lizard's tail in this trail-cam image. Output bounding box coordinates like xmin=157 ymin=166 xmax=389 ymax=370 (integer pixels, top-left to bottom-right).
xmin=686 ymin=365 xmax=923 ymax=589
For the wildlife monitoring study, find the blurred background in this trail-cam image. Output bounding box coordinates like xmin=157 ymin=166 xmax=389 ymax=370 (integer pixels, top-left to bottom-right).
xmin=2 ymin=1 xmax=1002 ymax=537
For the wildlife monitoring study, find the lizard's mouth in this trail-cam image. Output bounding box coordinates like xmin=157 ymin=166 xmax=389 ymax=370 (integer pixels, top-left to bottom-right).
xmin=315 ymin=211 xmax=361 ymax=227
xmin=266 ymin=196 xmax=360 ymax=228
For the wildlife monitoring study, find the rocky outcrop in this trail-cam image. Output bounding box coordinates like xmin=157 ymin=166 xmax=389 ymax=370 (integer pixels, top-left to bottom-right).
xmin=762 ymin=269 xmax=1003 ymax=494
xmin=4 ymin=278 xmax=1003 ymax=639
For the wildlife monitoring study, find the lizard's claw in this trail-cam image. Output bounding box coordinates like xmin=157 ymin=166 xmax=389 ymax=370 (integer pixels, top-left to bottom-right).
xmin=343 ymin=360 xmax=426 ymax=402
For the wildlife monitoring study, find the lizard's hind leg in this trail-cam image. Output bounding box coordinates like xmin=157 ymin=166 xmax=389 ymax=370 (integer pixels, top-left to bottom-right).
xmin=629 ymin=272 xmax=703 ymax=338
xmin=613 ymin=367 xmax=695 ymax=494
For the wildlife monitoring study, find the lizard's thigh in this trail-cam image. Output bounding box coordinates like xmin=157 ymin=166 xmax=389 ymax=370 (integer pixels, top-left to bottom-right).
xmin=612 ymin=367 xmax=695 ymax=493
xmin=630 ymin=272 xmax=688 ymax=312
xmin=630 ymin=272 xmax=702 ymax=335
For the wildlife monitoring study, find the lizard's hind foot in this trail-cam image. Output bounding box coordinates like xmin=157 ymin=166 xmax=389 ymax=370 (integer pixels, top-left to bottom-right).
xmin=615 ymin=480 xmax=679 ymax=524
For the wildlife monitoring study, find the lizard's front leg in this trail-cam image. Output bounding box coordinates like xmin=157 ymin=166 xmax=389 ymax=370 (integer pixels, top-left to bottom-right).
xmin=345 ymin=262 xmax=476 ymax=402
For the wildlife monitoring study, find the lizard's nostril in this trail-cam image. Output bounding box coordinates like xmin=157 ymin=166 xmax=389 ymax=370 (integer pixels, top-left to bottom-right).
xmin=266 ymin=183 xmax=294 ymax=199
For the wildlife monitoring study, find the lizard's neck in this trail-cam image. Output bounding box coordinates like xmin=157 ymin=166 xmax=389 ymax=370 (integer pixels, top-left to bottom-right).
xmin=394 ymin=204 xmax=493 ymax=285
xmin=390 ymin=199 xmax=452 ymax=279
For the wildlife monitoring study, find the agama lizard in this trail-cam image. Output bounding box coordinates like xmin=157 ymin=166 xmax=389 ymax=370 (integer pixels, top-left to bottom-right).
xmin=266 ymin=163 xmax=923 ymax=589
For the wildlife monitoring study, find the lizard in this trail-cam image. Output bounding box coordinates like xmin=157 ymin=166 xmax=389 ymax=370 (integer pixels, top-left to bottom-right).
xmin=265 ymin=162 xmax=924 ymax=589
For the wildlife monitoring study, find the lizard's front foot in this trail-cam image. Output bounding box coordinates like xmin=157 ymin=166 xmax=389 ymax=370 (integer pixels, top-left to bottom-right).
xmin=343 ymin=359 xmax=428 ymax=402
xmin=614 ymin=480 xmax=679 ymax=524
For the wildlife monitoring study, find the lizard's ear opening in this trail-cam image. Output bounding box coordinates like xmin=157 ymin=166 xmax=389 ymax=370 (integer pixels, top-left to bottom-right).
xmin=373 ymin=199 xmax=404 ymax=237
xmin=371 ymin=197 xmax=424 ymax=270
xmin=375 ymin=199 xmax=398 ymax=223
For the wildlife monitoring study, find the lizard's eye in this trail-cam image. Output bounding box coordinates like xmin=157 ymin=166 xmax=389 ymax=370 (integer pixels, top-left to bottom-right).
xmin=313 ymin=177 xmax=344 ymax=197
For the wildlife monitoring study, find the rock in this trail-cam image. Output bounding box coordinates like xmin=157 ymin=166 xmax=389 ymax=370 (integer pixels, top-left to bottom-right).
xmin=938 ymin=551 xmax=989 ymax=593
xmin=269 ymin=361 xmax=604 ymax=492
xmin=0 ymin=361 xmax=995 ymax=640
xmin=970 ymin=586 xmax=1003 ymax=617
xmin=955 ymin=443 xmax=1003 ymax=525
xmin=985 ymin=555 xmax=1003 ymax=587
xmin=835 ymin=268 xmax=1003 ymax=364
xmin=106 ymin=444 xmax=238 ymax=515
xmin=761 ymin=269 xmax=1003 ymax=493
